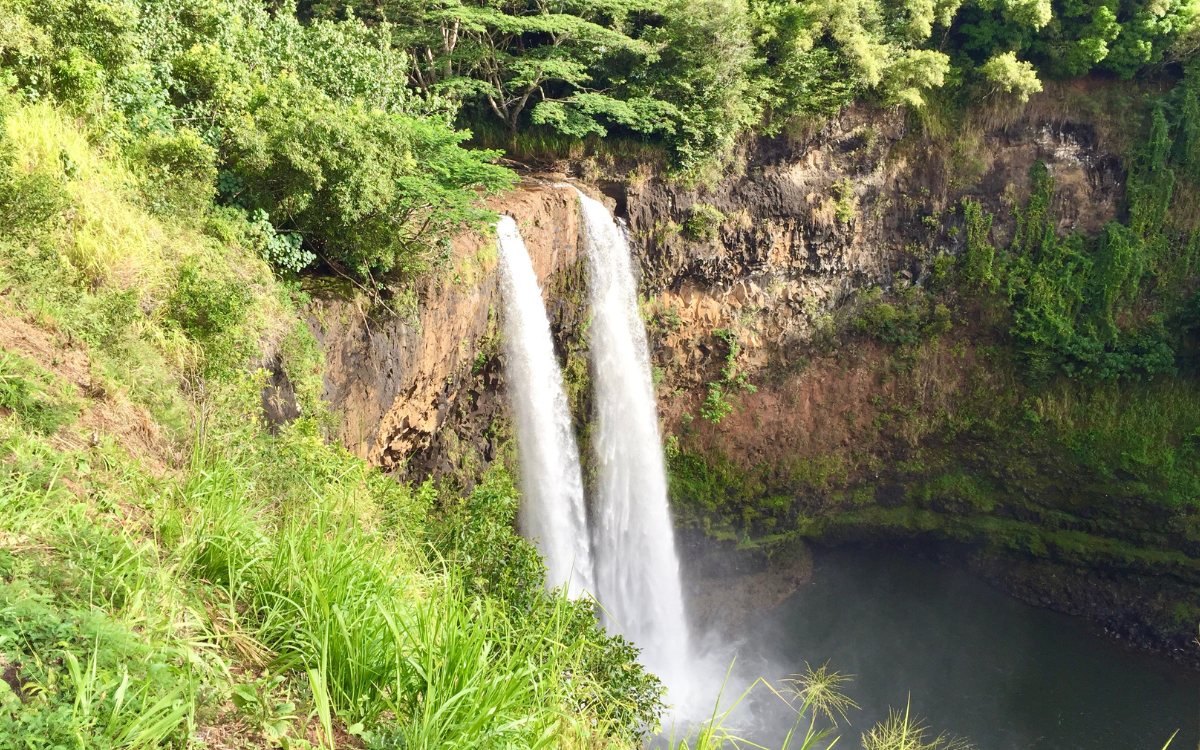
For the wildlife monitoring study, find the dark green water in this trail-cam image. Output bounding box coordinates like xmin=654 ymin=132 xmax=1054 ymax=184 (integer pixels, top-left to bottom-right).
xmin=731 ymin=547 xmax=1198 ymax=750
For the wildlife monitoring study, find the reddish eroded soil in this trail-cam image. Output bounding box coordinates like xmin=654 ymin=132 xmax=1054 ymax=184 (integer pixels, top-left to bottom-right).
xmin=0 ymin=311 xmax=179 ymax=475
xmin=659 ymin=329 xmax=989 ymax=476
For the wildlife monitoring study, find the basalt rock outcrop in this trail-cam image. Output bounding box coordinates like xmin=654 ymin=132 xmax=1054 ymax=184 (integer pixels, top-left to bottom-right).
xmin=619 ymin=98 xmax=1124 ymax=391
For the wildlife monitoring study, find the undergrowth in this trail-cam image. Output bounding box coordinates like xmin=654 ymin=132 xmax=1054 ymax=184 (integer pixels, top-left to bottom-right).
xmin=0 ymin=91 xmax=663 ymax=749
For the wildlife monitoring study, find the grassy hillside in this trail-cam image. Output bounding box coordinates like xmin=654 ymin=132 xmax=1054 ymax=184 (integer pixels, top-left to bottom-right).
xmin=0 ymin=93 xmax=674 ymax=749
xmin=0 ymin=67 xmax=944 ymax=750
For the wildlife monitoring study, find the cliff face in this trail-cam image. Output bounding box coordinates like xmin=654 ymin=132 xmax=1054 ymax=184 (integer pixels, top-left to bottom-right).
xmin=306 ymin=184 xmax=585 ymax=480
xmin=308 ymin=85 xmax=1200 ymax=662
xmin=623 ymin=99 xmax=1123 ymax=390
xmin=311 ymin=96 xmax=1126 ymax=474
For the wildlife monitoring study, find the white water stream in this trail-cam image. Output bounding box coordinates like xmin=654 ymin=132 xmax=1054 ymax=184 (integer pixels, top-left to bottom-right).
xmin=495 ymin=215 xmax=594 ymax=598
xmin=576 ymin=191 xmax=692 ymax=694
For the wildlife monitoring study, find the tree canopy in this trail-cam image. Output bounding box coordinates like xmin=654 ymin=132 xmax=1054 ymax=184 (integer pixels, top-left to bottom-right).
xmin=2 ymin=0 xmax=1197 ymax=275
xmin=295 ymin=0 xmax=1197 ymax=171
xmin=0 ymin=0 xmax=512 ymax=279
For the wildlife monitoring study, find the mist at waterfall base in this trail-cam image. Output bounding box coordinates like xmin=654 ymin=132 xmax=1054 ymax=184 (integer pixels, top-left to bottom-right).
xmin=494 ymin=216 xmax=593 ymax=598
xmin=685 ymin=546 xmax=1199 ymax=750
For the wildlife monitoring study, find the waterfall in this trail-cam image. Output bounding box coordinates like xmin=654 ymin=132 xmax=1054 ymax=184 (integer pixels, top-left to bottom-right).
xmin=495 ymin=216 xmax=594 ymax=598
xmin=575 ymin=191 xmax=691 ymax=693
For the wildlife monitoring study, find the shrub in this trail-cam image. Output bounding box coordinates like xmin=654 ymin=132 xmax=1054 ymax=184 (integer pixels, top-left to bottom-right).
xmin=979 ymin=51 xmax=1043 ymax=102
xmin=0 ymin=352 xmax=79 ymax=435
xmin=129 ymin=127 xmax=216 ymax=215
xmin=701 ymin=328 xmax=757 ymax=423
xmin=247 ymin=209 xmax=313 ymax=273
xmin=225 ymin=76 xmax=511 ymax=280
xmin=961 ymin=200 xmax=1000 ymax=294
xmin=164 ymin=262 xmax=250 ymax=341
xmin=701 ymin=382 xmax=735 ymax=423
xmin=1001 ymin=158 xmax=1182 ymax=381
xmin=683 ymin=203 xmax=726 ymax=242
xmin=833 ymin=178 xmax=857 ymax=224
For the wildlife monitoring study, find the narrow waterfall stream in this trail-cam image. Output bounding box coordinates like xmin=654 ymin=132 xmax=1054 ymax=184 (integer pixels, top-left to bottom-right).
xmin=576 ymin=191 xmax=692 ymax=697
xmin=495 ymin=216 xmax=594 ymax=597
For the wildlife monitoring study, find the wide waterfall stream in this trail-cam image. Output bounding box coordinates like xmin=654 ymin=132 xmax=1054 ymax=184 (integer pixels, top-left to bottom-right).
xmin=576 ymin=191 xmax=692 ymax=698
xmin=495 ymin=215 xmax=593 ymax=597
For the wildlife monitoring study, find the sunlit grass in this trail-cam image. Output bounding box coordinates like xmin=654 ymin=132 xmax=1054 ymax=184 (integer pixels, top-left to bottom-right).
xmin=780 ymin=662 xmax=859 ymax=726
xmin=861 ymin=700 xmax=973 ymax=750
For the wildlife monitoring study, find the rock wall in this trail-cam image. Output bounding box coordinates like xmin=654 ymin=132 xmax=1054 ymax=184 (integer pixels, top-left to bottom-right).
xmin=619 ymin=99 xmax=1124 ymax=395
xmin=306 ymin=183 xmax=585 ymax=479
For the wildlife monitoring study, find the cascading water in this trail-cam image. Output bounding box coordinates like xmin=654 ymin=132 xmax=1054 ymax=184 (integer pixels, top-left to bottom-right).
xmin=495 ymin=216 xmax=594 ymax=598
xmin=575 ymin=191 xmax=691 ymax=694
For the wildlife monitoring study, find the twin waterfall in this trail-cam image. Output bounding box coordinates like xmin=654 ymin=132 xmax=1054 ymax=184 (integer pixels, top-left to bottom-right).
xmin=495 ymin=195 xmax=691 ymax=697
xmin=576 ymin=193 xmax=691 ymax=689
xmin=495 ymin=216 xmax=594 ymax=598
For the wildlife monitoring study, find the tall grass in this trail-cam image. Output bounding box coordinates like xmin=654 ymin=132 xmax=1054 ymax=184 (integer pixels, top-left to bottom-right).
xmin=1033 ymin=377 xmax=1200 ymax=505
xmin=155 ymin=386 xmax=607 ymax=747
xmin=665 ymin=662 xmax=847 ymax=750
xmin=0 ymin=420 xmax=211 ymax=747
xmin=4 ymin=102 xmax=166 ymax=287
xmin=1 ymin=100 xmax=297 ymax=383
xmin=0 ymin=361 xmax=633 ymax=747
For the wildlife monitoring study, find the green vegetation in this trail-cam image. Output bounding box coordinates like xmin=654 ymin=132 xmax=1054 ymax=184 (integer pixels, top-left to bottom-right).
xmin=664 ymin=68 xmax=1200 ymax=660
xmin=0 ymin=351 xmax=81 ymax=435
xmin=3 ymin=0 xmax=1197 ymax=200
xmin=683 ymin=204 xmax=726 ymax=242
xmin=701 ymin=328 xmax=757 ymax=424
xmin=301 ymin=0 xmax=1196 ymax=173
xmin=956 ymin=70 xmax=1200 ymax=382
xmin=0 ymin=0 xmax=512 ymax=283
xmin=0 ymin=71 xmax=661 ymax=749
xmin=664 ymin=664 xmax=970 ymax=750
xmin=854 ymin=288 xmax=953 ymax=347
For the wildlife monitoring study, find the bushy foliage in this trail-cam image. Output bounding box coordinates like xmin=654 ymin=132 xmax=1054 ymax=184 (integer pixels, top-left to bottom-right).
xmin=0 ymin=0 xmax=512 ymax=279
xmin=961 ymin=199 xmax=1000 ymax=293
xmin=855 ymin=287 xmax=954 ymax=345
xmin=297 ymin=0 xmax=1021 ymax=171
xmin=978 ymin=51 xmax=1043 ymax=101
xmin=954 ymin=0 xmax=1195 ymax=81
xmin=225 ymin=75 xmax=510 ymax=278
xmin=165 ymin=263 xmax=251 ymax=342
xmin=958 ymin=74 xmax=1200 ymax=383
xmin=684 ymin=202 xmax=726 ymax=241
xmin=984 ymin=155 xmax=1180 ymax=380
xmin=128 ymin=126 xmax=217 ymax=214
